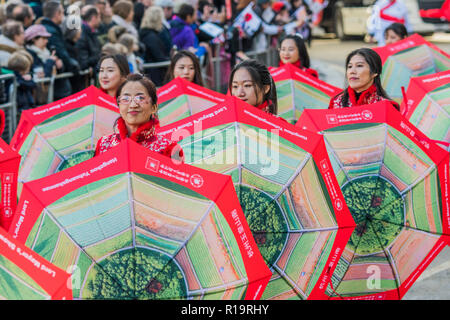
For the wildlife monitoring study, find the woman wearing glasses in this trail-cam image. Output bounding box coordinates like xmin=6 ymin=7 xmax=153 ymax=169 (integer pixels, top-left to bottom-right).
xmin=94 ymin=73 xmax=184 ymax=161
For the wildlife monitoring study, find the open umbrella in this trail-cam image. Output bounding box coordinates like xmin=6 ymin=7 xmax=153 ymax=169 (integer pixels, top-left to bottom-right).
xmin=157 ymin=77 xmax=227 ymax=127
xmin=297 ymin=101 xmax=450 ymax=299
xmin=374 ymin=34 xmax=450 ymax=103
xmin=400 ymin=70 xmax=450 ymax=150
xmin=0 ymin=226 xmax=71 ymax=300
xmin=10 ymin=85 xmax=118 ymax=195
xmin=0 ymin=108 xmax=21 ymax=231
xmin=0 ymin=137 xmax=21 ymax=231
xmin=157 ymin=96 xmax=355 ymax=299
xmin=8 ymin=139 xmax=270 ymax=299
xmin=270 ymin=63 xmax=342 ymax=124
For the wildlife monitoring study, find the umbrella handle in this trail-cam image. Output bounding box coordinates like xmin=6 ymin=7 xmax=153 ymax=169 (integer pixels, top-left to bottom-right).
xmin=401 ymin=86 xmax=408 ymax=117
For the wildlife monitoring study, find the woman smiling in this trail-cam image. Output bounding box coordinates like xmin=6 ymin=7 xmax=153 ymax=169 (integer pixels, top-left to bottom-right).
xmin=95 ymin=73 xmax=184 ymax=161
xmin=328 ymin=48 xmax=399 ymax=110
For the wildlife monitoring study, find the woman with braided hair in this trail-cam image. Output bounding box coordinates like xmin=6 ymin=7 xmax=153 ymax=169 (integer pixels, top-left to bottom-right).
xmin=229 ymin=59 xmax=278 ymax=115
xmin=328 ymin=48 xmax=399 ymax=111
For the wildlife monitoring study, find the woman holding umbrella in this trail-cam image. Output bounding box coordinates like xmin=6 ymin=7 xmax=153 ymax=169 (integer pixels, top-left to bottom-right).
xmin=164 ymin=50 xmax=204 ymax=86
xmin=98 ymin=53 xmax=130 ymax=97
xmin=229 ymin=59 xmax=278 ymax=115
xmin=328 ymin=48 xmax=399 ymax=110
xmin=95 ymin=73 xmax=184 ymax=161
xmin=277 ymin=34 xmax=318 ymax=78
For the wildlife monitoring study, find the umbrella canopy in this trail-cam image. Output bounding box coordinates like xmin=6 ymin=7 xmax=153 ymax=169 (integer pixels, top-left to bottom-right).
xmin=270 ymin=63 xmax=341 ymax=124
xmin=157 ymin=96 xmax=355 ymax=299
xmin=10 ymin=86 xmax=118 ymax=195
xmin=374 ymin=34 xmax=450 ymax=103
xmin=8 ymin=139 xmax=270 ymax=299
xmin=400 ymin=70 xmax=450 ymax=149
xmin=0 ymin=227 xmax=71 ymax=300
xmin=297 ymin=101 xmax=450 ymax=299
xmin=156 ymin=77 xmax=227 ymax=126
xmin=0 ymin=137 xmax=21 ymax=230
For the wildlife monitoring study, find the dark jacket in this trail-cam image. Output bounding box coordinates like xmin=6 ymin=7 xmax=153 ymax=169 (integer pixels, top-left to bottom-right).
xmin=14 ymin=71 xmax=36 ymax=111
xmin=139 ymin=27 xmax=171 ymax=86
xmin=76 ymin=23 xmax=102 ymax=70
xmin=40 ymin=18 xmax=80 ymax=99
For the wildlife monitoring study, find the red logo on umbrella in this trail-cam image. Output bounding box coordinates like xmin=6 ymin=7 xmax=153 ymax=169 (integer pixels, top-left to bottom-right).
xmin=326 ymin=114 xmax=338 ymax=124
xmin=362 ymin=110 xmax=373 ymax=120
xmin=190 ymin=174 xmax=204 ymax=188
xmin=244 ymin=13 xmax=252 ymax=22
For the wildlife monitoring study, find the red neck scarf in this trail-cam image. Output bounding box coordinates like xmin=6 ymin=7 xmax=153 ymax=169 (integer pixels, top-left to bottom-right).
xmin=279 ymin=60 xmax=302 ymax=69
xmin=117 ymin=116 xmax=160 ymax=142
xmin=347 ymin=84 xmax=378 ymax=106
xmin=255 ymin=100 xmax=270 ymax=113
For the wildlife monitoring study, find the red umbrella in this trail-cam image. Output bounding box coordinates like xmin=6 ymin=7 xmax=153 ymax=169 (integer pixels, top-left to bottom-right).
xmin=9 ymin=139 xmax=271 ymax=299
xmin=400 ymin=70 xmax=450 ymax=149
xmin=157 ymin=96 xmax=355 ymax=299
xmin=9 ymin=85 xmax=118 ymax=197
xmin=157 ymin=77 xmax=227 ymax=126
xmin=373 ymin=34 xmax=450 ymax=103
xmin=0 ymin=108 xmax=21 ymax=231
xmin=297 ymin=101 xmax=450 ymax=299
xmin=0 ymin=226 xmax=72 ymax=300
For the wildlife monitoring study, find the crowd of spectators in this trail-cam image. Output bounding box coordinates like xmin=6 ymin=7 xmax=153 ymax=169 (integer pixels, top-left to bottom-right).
xmin=0 ymin=0 xmax=319 ymax=112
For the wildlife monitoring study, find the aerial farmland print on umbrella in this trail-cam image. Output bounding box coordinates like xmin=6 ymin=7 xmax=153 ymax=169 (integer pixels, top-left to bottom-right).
xmin=374 ymin=34 xmax=450 ymax=103
xmin=401 ymin=70 xmax=450 ymax=150
xmin=297 ymin=101 xmax=450 ymax=299
xmin=0 ymin=227 xmax=72 ymax=300
xmin=156 ymin=77 xmax=227 ymax=126
xmin=8 ymin=140 xmax=271 ymax=299
xmin=157 ymin=97 xmax=355 ymax=300
xmin=270 ymin=63 xmax=341 ymax=124
xmin=9 ymin=86 xmax=118 ymax=196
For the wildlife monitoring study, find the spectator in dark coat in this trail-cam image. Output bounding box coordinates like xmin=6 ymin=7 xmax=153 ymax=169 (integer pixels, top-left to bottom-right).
xmin=7 ymin=50 xmax=36 ymax=112
xmin=40 ymin=0 xmax=80 ymax=99
xmin=139 ymin=6 xmax=171 ymax=86
xmin=76 ymin=5 xmax=102 ymax=71
xmin=63 ymin=16 xmax=86 ymax=93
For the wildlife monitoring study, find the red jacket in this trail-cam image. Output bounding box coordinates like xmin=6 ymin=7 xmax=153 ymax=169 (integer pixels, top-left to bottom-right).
xmin=95 ymin=117 xmax=184 ymax=161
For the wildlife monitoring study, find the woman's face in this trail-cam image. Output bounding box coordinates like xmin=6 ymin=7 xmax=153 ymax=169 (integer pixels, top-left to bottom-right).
xmin=33 ymin=36 xmax=49 ymax=50
xmin=346 ymin=54 xmax=376 ymax=93
xmin=279 ymin=39 xmax=299 ymax=65
xmin=385 ymin=29 xmax=402 ymax=45
xmin=99 ymin=58 xmax=124 ymax=95
xmin=173 ymin=56 xmax=196 ymax=82
xmin=118 ymin=81 xmax=156 ymax=130
xmin=231 ymin=68 xmax=265 ymax=107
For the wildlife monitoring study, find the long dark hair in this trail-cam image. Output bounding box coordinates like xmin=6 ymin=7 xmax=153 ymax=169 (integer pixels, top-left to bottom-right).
xmin=384 ymin=22 xmax=408 ymax=40
xmin=279 ymin=34 xmax=311 ymax=68
xmin=338 ymin=48 xmax=391 ymax=107
xmin=164 ymin=50 xmax=204 ymax=86
xmin=228 ymin=59 xmax=278 ymax=115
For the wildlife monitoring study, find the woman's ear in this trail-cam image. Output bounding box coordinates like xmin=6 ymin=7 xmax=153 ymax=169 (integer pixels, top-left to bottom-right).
xmin=264 ymin=84 xmax=270 ymax=95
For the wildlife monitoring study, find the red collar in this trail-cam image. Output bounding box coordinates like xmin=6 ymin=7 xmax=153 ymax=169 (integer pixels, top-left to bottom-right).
xmin=279 ymin=60 xmax=302 ymax=69
xmin=347 ymin=84 xmax=377 ymax=106
xmin=255 ymin=100 xmax=270 ymax=112
xmin=117 ymin=116 xmax=160 ymax=142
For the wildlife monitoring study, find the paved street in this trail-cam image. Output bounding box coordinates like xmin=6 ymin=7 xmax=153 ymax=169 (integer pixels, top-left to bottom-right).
xmin=306 ymin=33 xmax=450 ymax=300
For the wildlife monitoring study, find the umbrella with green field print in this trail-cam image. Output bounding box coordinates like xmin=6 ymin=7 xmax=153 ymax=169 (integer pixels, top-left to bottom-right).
xmin=157 ymin=96 xmax=356 ymax=300
xmin=9 ymin=86 xmax=119 ymax=196
xmin=8 ymin=139 xmax=271 ymax=299
xmin=297 ymin=101 xmax=450 ymax=299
